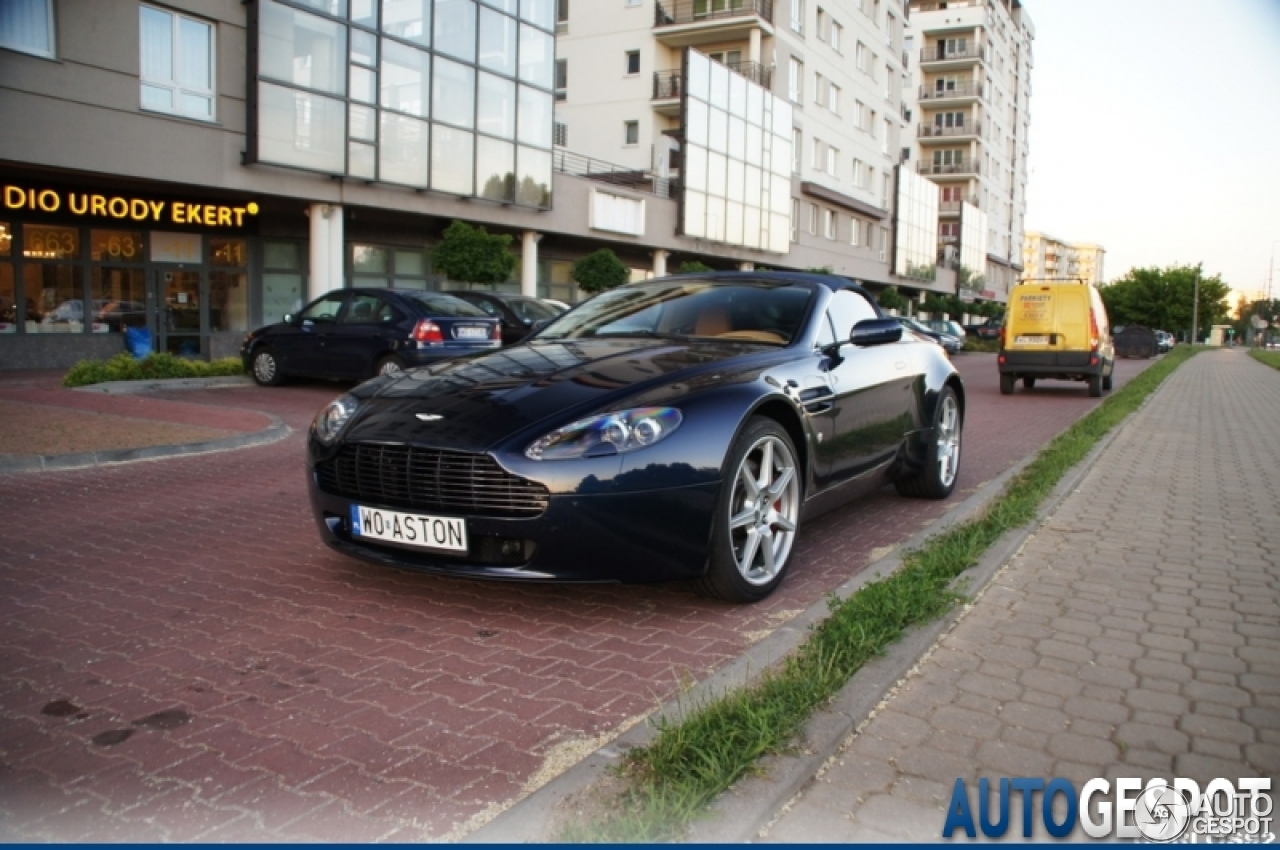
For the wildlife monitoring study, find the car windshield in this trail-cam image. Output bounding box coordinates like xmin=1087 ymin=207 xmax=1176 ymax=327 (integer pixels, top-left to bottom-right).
xmin=506 ymin=296 xmax=560 ymax=323
xmin=536 ymin=280 xmax=813 ymax=345
xmin=401 ymin=292 xmax=490 ymax=318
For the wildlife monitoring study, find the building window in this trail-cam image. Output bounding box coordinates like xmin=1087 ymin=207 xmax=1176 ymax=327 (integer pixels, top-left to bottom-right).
xmin=849 ymin=215 xmax=860 ymax=246
xmin=624 ymin=120 xmax=639 ymax=145
xmin=879 ymin=226 xmax=888 ymax=261
xmin=139 ymin=4 xmax=215 ymax=120
xmin=790 ymin=0 xmax=804 ymax=33
xmin=557 ymin=0 xmax=569 ymax=30
xmin=792 ymin=128 xmax=802 ymax=173
xmin=855 ymin=100 xmax=867 ymax=130
xmin=788 ymin=57 xmax=803 ymax=102
xmin=808 ymin=203 xmax=819 ymax=235
xmin=828 ymin=82 xmax=840 ymax=115
xmin=856 ymin=41 xmax=866 ymax=71
xmin=852 ymin=157 xmax=864 ymax=188
xmin=553 ymin=121 xmax=567 ymax=146
xmin=791 ymin=198 xmax=800 ymax=242
xmin=555 ymin=58 xmax=568 ymax=100
xmin=625 ymin=50 xmax=640 ymax=75
xmin=823 ymin=208 xmax=836 ymax=240
xmin=812 ymin=138 xmax=824 ymax=172
xmin=827 ymin=145 xmax=839 ymax=178
xmin=0 ymin=0 xmax=54 ymax=58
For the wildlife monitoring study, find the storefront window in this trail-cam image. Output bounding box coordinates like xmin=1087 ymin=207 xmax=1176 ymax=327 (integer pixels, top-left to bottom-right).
xmin=26 ymin=263 xmax=83 ymax=333
xmin=92 ymin=267 xmax=146 ymax=333
xmin=23 ymin=224 xmax=78 ymax=261
xmin=0 ymin=222 xmax=12 ymax=332
xmin=352 ymin=245 xmax=388 ymax=273
xmin=90 ymin=230 xmax=145 ymax=262
xmin=210 ymin=238 xmax=248 ymax=333
xmin=263 ymin=239 xmax=304 ymax=323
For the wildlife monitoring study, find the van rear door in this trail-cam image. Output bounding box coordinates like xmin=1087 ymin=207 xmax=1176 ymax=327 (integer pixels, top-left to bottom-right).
xmin=1008 ymin=286 xmax=1057 ymax=350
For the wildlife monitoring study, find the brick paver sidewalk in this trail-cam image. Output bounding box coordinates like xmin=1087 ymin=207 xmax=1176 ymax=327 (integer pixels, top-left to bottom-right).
xmin=762 ymin=349 xmax=1280 ymax=842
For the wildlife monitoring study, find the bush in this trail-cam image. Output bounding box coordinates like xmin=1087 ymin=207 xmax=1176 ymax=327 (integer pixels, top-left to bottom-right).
xmin=63 ymin=352 xmax=245 ymax=388
xmin=572 ymin=249 xmax=631 ymax=294
xmin=430 ymin=220 xmax=517 ymax=285
xmin=678 ymin=261 xmax=714 ymax=274
xmin=876 ymin=286 xmax=908 ymax=313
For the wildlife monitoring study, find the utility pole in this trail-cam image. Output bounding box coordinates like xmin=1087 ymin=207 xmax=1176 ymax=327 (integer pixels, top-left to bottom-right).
xmin=1191 ymin=263 xmax=1201 ymax=345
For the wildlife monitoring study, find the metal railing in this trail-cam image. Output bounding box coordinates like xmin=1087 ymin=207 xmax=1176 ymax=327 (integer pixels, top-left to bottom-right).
xmin=938 ymin=196 xmax=979 ymax=213
xmin=920 ymin=46 xmax=987 ymax=64
xmin=553 ymin=147 xmax=673 ymax=198
xmin=652 ymin=60 xmax=771 ymax=99
xmin=918 ymin=121 xmax=982 ymax=138
xmin=917 ymin=161 xmax=981 ymax=176
xmin=918 ymin=81 xmax=984 ymax=100
xmin=654 ymin=0 xmax=773 ymax=27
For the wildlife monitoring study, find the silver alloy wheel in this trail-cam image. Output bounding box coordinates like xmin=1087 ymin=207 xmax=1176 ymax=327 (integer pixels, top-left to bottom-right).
xmin=727 ymin=434 xmax=800 ymax=586
xmin=252 ymin=351 xmax=276 ymax=384
xmin=377 ymin=359 xmax=402 ymax=376
xmin=935 ymin=393 xmax=961 ymax=488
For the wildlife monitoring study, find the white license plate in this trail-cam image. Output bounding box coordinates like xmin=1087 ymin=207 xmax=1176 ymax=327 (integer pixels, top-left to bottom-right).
xmin=350 ymin=504 xmax=468 ymax=553
xmin=1015 ymin=335 xmax=1050 ymax=345
xmin=456 ymin=326 xmax=489 ymax=339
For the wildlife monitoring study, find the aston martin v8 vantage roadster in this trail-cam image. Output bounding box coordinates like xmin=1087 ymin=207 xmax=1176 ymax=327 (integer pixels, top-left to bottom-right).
xmin=306 ymin=272 xmax=965 ymax=602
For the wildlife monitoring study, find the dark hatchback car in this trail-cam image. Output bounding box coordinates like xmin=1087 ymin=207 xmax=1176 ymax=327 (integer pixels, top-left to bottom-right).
xmin=898 ymin=316 xmax=962 ymax=355
xmin=242 ymin=288 xmax=500 ymax=385
xmin=306 ymin=272 xmax=965 ymax=603
xmin=443 ymin=290 xmax=565 ymax=346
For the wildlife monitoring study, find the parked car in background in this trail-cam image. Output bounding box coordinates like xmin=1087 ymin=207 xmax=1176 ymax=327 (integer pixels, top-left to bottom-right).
xmin=443 ymin=290 xmax=565 ymax=346
xmin=1114 ymin=325 xmax=1158 ymax=359
xmin=898 ymin=316 xmax=962 ymax=355
xmin=1155 ymin=330 xmax=1175 ymax=353
xmin=922 ymin=319 xmax=968 ymax=340
xmin=964 ymin=318 xmax=1004 ymax=340
xmin=241 ymin=288 xmax=500 ymax=386
xmin=306 ymin=272 xmax=965 ymax=603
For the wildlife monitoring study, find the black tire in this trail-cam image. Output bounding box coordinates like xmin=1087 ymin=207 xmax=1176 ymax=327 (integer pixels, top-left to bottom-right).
xmin=1102 ymin=370 xmax=1113 ymax=391
xmin=1000 ymin=373 xmax=1015 ymax=395
xmin=250 ymin=348 xmax=285 ymax=386
xmin=1022 ymin=377 xmax=1036 ymax=389
xmin=374 ymin=354 xmax=404 ymax=378
xmin=695 ymin=418 xmax=802 ymax=603
xmin=895 ymin=385 xmax=962 ymax=500
xmin=1087 ymin=373 xmax=1102 ymax=397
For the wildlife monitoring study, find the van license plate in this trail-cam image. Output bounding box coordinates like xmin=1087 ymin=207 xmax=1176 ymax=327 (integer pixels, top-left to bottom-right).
xmin=1015 ymin=335 xmax=1050 ymax=345
xmin=350 ymin=504 xmax=468 ymax=552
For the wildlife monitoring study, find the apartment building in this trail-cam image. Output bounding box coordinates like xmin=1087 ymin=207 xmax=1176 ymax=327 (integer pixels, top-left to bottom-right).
xmin=1022 ymin=231 xmax=1106 ymax=286
xmin=905 ymin=0 xmax=1033 ymax=303
xmin=0 ymin=0 xmax=973 ymax=371
xmin=554 ymin=0 xmax=948 ymax=289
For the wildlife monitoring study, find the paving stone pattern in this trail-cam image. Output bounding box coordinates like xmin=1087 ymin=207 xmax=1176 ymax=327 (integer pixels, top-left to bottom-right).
xmin=0 ymin=356 xmax=1152 ymax=840
xmin=761 ymin=350 xmax=1280 ymax=843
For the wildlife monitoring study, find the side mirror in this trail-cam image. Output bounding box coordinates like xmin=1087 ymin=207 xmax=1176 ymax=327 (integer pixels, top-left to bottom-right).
xmin=850 ymin=318 xmax=903 ymax=347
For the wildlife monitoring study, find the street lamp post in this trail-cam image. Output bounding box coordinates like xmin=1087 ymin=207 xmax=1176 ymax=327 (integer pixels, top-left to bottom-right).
xmin=1191 ymin=263 xmax=1201 ymax=345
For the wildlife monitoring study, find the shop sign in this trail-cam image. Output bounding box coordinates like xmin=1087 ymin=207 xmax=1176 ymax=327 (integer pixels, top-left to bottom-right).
xmin=3 ymin=185 xmax=259 ymax=229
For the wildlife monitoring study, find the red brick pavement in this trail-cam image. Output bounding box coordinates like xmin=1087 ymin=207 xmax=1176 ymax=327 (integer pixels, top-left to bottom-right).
xmin=0 ymin=354 xmax=1156 ymax=840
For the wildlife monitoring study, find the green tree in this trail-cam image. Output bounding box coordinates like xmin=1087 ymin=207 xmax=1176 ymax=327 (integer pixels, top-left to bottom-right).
xmin=678 ymin=260 xmax=714 ymax=273
xmin=430 ymin=220 xmax=516 ymax=285
xmin=1099 ymin=264 xmax=1231 ymax=341
xmin=876 ymin=285 xmax=908 ymax=313
xmin=571 ymin=249 xmax=631 ymax=294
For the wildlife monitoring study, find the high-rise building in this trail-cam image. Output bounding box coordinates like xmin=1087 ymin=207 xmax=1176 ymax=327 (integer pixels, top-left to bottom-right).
xmin=1022 ymin=231 xmax=1106 ymax=285
xmin=905 ymin=0 xmax=1033 ymax=304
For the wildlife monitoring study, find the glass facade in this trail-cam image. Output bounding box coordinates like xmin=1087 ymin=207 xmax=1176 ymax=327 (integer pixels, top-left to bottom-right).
xmin=252 ymin=0 xmax=554 ymax=208
xmin=680 ymin=50 xmax=792 ymax=254
xmin=958 ymin=202 xmax=988 ymax=298
xmin=893 ymin=167 xmax=939 ymax=283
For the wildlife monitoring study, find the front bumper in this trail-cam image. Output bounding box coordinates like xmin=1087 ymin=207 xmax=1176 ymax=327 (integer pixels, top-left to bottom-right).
xmin=307 ymin=468 xmax=721 ymax=583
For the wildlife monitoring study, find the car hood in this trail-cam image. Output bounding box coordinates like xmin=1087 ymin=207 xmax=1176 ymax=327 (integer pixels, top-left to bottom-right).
xmin=338 ymin=337 xmax=780 ymax=452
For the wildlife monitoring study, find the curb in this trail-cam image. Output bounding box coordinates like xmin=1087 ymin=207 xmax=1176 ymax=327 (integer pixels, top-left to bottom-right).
xmin=70 ymin=375 xmax=255 ymax=394
xmin=468 ymin=372 xmax=1169 ymax=843
xmin=0 ymin=416 xmax=292 ymax=475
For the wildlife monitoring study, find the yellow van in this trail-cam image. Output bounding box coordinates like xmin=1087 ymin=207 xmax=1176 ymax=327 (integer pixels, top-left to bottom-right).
xmin=998 ymin=279 xmax=1115 ymax=397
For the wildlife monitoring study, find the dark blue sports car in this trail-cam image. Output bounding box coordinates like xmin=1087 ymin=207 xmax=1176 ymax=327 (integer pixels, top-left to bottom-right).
xmin=306 ymin=272 xmax=964 ymax=602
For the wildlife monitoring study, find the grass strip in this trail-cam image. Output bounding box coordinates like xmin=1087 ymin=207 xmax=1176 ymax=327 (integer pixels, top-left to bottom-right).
xmin=1248 ymin=349 xmax=1280 ymax=370
xmin=563 ymin=345 xmax=1202 ymax=843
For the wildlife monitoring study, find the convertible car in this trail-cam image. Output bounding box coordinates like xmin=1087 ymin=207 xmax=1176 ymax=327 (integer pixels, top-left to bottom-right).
xmin=306 ymin=272 xmax=965 ymax=602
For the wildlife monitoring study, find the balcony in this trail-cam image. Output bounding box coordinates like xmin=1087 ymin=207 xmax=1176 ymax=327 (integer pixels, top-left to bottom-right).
xmin=918 ymin=121 xmax=982 ymax=142
xmin=917 ymin=161 xmax=981 ymax=177
xmin=919 ymin=45 xmax=987 ymax=69
xmin=939 ymin=196 xmax=979 ymax=215
xmin=654 ymin=0 xmax=774 ymax=48
xmin=918 ymin=81 xmax=984 ymax=104
xmin=652 ymin=60 xmax=772 ymax=113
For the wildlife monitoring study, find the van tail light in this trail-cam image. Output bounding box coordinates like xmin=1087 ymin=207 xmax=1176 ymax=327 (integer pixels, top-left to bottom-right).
xmin=1088 ymin=309 xmax=1100 ymax=350
xmin=998 ymin=326 xmax=1006 ymax=348
xmin=491 ymin=322 xmax=502 ymax=341
xmin=412 ymin=319 xmax=444 ymax=343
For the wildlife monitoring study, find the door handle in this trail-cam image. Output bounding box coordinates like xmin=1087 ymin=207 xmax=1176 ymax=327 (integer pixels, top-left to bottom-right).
xmin=894 ymin=361 xmax=907 ymax=370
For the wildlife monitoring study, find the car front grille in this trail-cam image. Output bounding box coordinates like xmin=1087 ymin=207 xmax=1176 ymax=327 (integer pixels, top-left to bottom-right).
xmin=316 ymin=444 xmax=549 ymax=519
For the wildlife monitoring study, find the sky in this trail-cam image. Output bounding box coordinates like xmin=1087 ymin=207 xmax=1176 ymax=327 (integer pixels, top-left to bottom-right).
xmin=1018 ymin=0 xmax=1280 ymax=301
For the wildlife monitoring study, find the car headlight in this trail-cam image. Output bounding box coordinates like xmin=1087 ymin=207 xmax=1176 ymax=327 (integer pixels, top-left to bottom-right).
xmin=313 ymin=394 xmax=360 ymax=445
xmin=525 ymin=407 xmax=683 ymax=460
